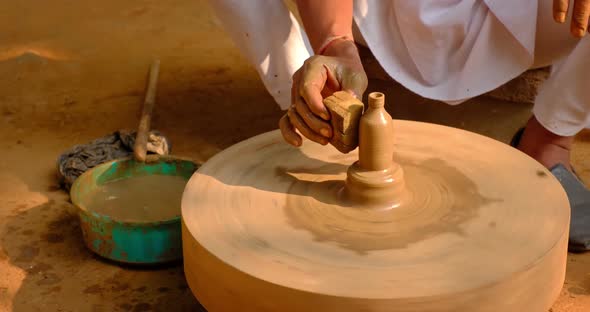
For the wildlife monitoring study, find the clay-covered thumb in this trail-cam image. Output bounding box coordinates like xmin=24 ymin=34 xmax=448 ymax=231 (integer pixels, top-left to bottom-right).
xmin=341 ymin=69 xmax=368 ymax=100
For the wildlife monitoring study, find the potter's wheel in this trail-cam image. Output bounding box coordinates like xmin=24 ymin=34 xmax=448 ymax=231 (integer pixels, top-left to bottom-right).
xmin=181 ymin=95 xmax=569 ymax=312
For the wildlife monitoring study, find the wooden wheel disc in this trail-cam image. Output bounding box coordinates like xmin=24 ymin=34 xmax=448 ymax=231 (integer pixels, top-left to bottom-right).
xmin=181 ymin=120 xmax=570 ymax=312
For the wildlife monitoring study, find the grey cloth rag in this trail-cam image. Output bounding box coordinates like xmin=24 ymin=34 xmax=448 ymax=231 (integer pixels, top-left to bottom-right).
xmin=57 ymin=129 xmax=170 ymax=191
xmin=551 ymin=164 xmax=590 ymax=252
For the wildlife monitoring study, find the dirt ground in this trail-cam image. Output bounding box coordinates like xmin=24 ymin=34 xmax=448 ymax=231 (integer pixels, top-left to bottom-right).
xmin=0 ymin=1 xmax=589 ymax=311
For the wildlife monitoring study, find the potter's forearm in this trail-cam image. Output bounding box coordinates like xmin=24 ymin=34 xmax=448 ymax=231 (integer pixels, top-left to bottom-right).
xmin=295 ymin=0 xmax=353 ymax=53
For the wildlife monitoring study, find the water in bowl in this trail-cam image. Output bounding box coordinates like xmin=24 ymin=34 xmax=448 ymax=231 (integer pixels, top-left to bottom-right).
xmin=86 ymin=174 xmax=187 ymax=222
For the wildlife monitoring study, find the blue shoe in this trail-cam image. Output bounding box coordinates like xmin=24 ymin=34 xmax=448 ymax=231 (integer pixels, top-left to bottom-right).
xmin=551 ymin=164 xmax=590 ymax=252
xmin=511 ymin=127 xmax=588 ymax=251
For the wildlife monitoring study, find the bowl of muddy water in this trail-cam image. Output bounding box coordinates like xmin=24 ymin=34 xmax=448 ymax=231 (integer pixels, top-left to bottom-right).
xmin=70 ymin=156 xmax=199 ymax=264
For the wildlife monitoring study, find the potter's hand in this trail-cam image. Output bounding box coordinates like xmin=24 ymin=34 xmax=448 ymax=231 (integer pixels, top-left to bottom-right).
xmin=279 ymin=39 xmax=368 ymax=147
xmin=554 ymin=0 xmax=590 ymax=37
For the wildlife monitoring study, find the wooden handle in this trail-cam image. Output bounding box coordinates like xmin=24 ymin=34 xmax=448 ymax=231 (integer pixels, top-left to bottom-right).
xmin=134 ymin=59 xmax=160 ymax=162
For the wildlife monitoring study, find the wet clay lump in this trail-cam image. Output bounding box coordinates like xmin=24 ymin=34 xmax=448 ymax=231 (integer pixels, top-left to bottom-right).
xmin=181 ymin=92 xmax=570 ymax=311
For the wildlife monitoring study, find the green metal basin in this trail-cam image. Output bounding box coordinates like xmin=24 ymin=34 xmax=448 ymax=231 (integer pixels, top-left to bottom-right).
xmin=70 ymin=156 xmax=199 ymax=264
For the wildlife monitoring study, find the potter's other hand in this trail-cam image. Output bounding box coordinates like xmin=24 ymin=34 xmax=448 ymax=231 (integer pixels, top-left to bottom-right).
xmin=553 ymin=0 xmax=590 ymax=37
xmin=280 ymin=39 xmax=368 ymax=147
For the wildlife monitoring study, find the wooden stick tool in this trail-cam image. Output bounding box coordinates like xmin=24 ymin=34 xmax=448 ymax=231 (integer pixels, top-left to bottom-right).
xmin=134 ymin=59 xmax=161 ymax=162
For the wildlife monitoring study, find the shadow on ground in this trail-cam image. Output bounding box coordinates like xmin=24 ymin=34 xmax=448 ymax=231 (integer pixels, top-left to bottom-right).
xmin=1 ymin=190 xmax=206 ymax=311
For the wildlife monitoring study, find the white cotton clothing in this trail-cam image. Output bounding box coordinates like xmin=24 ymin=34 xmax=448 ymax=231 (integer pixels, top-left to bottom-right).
xmin=208 ymin=0 xmax=590 ymax=136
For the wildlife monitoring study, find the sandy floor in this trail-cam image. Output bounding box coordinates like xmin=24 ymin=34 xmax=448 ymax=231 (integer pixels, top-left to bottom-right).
xmin=0 ymin=1 xmax=589 ymax=311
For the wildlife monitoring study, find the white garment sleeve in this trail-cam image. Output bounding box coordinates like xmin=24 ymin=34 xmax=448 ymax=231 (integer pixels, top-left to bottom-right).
xmin=207 ymin=0 xmax=313 ymax=110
